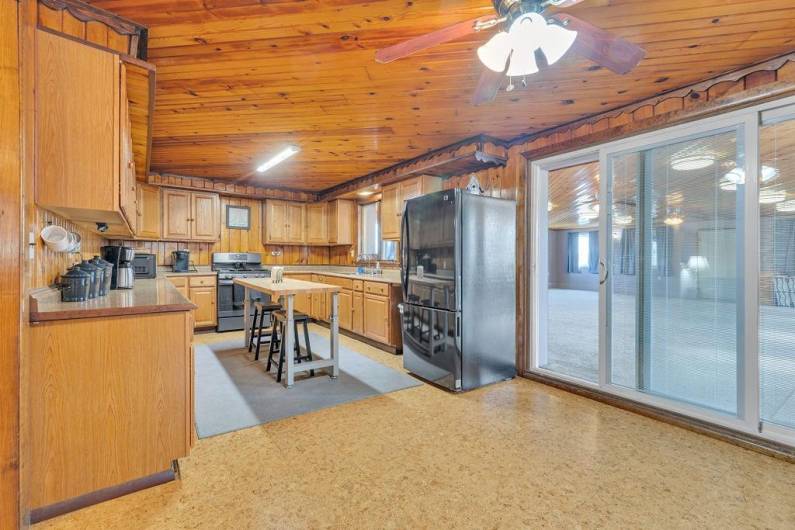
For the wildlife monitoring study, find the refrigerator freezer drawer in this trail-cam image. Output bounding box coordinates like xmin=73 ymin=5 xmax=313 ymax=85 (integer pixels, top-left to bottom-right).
xmin=401 ymin=303 xmax=461 ymax=391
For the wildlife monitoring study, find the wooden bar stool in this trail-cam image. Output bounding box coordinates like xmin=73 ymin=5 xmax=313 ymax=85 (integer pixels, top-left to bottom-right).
xmin=249 ymin=301 xmax=282 ymax=361
xmin=267 ymin=309 xmax=314 ymax=383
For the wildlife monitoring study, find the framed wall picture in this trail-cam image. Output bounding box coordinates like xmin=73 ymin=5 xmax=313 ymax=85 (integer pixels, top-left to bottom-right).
xmin=226 ymin=205 xmax=250 ymax=230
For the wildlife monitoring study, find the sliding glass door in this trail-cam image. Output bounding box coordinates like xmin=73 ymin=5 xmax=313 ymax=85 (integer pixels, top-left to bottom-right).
xmin=759 ymin=109 xmax=795 ymax=431
xmin=531 ymin=96 xmax=795 ymax=446
xmin=606 ymin=128 xmax=743 ymax=413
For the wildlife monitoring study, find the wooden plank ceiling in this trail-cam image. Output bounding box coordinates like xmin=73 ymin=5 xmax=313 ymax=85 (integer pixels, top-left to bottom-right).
xmin=86 ymin=0 xmax=795 ymax=192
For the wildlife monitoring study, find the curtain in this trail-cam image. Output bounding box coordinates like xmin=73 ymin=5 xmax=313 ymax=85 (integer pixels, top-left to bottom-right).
xmin=618 ymin=228 xmax=636 ymax=275
xmin=566 ymin=232 xmax=579 ymax=273
xmin=588 ymin=231 xmax=599 ymax=274
xmin=654 ymin=226 xmax=674 ymax=276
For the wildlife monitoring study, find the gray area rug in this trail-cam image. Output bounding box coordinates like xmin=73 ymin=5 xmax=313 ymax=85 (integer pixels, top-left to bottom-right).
xmin=195 ymin=332 xmax=420 ymax=438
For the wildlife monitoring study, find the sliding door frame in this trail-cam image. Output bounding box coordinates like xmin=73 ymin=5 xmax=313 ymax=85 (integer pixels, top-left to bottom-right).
xmin=528 ymin=94 xmax=795 ymax=448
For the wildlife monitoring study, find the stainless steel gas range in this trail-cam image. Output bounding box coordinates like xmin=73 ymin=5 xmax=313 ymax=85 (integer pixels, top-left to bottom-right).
xmin=212 ymin=253 xmax=271 ymax=332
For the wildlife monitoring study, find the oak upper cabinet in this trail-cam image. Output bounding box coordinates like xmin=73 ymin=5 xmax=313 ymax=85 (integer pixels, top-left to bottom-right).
xmin=327 ymin=199 xmax=355 ymax=245
xmin=305 ymin=202 xmax=328 ymax=245
xmin=162 ymin=189 xmax=192 ymax=240
xmin=162 ymin=189 xmax=220 ymax=241
xmin=286 ymin=202 xmax=306 ymax=243
xmin=380 ymin=185 xmax=401 ymax=240
xmin=263 ymin=200 xmax=288 ymax=243
xmin=263 ymin=200 xmax=306 ymax=244
xmin=136 ymin=183 xmax=161 ymax=239
xmin=191 ymin=192 xmax=221 ymax=241
xmin=36 ymin=30 xmax=139 ymax=234
xmin=380 ymin=176 xmax=442 ymax=240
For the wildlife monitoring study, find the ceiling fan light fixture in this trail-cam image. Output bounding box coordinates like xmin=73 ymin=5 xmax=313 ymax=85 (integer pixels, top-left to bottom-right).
xmin=477 ymin=31 xmax=512 ymax=72
xmin=670 ymin=154 xmax=716 ymax=171
xmin=759 ymin=188 xmax=786 ymax=204
xmin=506 ymin=47 xmax=539 ymax=76
xmin=540 ymin=22 xmax=578 ymax=65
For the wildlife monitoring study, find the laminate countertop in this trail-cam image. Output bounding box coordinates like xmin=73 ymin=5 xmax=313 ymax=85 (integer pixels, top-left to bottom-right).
xmin=29 ymin=278 xmax=196 ymax=323
xmin=284 ymin=269 xmax=401 ymax=285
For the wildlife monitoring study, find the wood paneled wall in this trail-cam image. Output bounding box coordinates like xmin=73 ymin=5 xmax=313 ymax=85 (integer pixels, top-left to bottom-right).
xmin=111 ymin=195 xmax=356 ymax=267
xmin=1 ymin=0 xmax=22 ymax=526
xmin=442 ymin=56 xmax=795 ymax=373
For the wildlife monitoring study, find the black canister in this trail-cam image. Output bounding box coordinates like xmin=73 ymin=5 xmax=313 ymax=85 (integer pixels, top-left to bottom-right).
xmin=60 ymin=267 xmax=91 ymax=302
xmin=89 ymin=255 xmax=114 ymax=296
xmin=76 ymin=260 xmax=101 ymax=299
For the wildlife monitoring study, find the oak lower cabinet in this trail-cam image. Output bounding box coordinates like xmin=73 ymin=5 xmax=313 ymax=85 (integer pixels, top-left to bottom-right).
xmin=337 ymin=289 xmax=353 ymax=330
xmin=351 ymin=291 xmax=364 ymax=335
xmin=363 ymin=293 xmax=390 ymax=344
xmin=162 ymin=189 xmax=220 ymax=242
xmin=36 ymin=30 xmax=142 ymax=236
xmin=167 ymin=275 xmax=217 ymax=329
xmin=380 ymin=176 xmax=442 ymax=240
xmin=28 ymin=308 xmax=193 ymax=511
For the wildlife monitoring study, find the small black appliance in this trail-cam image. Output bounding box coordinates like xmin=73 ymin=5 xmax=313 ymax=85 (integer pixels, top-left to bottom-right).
xmin=101 ymin=245 xmax=136 ymax=289
xmin=133 ymin=253 xmax=157 ymax=279
xmin=172 ymin=250 xmax=190 ymax=273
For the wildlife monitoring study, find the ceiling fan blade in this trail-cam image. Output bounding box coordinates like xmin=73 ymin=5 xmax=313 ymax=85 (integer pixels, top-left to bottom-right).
xmin=375 ymin=15 xmax=499 ymax=64
xmin=549 ymin=13 xmax=645 ymax=74
xmin=472 ymin=66 xmax=505 ymax=106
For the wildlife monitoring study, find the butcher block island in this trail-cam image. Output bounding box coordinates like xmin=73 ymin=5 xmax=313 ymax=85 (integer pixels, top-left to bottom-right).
xmin=27 ymin=279 xmax=196 ymax=520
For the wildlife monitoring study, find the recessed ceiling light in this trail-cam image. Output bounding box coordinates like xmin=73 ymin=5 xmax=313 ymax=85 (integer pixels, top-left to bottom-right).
xmin=357 ymin=189 xmax=376 ymax=197
xmin=256 ymin=145 xmax=299 ymax=173
xmin=776 ymin=199 xmax=795 ymax=213
xmin=759 ymin=188 xmax=786 ymax=204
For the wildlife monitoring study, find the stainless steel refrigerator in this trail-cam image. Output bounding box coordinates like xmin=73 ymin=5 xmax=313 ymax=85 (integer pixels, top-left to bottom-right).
xmin=400 ymin=189 xmax=516 ymax=391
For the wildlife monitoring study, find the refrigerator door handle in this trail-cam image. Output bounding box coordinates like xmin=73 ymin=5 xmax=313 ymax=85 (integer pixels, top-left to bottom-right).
xmin=455 ymin=313 xmax=462 ymax=352
xmin=400 ymin=210 xmax=409 ymax=300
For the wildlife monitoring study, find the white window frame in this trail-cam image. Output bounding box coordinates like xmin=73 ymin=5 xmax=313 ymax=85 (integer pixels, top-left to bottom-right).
xmin=528 ymin=94 xmax=795 ymax=448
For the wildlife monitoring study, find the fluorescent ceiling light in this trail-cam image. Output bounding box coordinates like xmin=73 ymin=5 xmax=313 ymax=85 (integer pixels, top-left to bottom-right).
xmin=776 ymin=199 xmax=795 ymax=213
xmin=759 ymin=188 xmax=786 ymax=204
xmin=256 ymin=145 xmax=299 ymax=173
xmin=670 ymin=154 xmax=716 ymax=171
xmin=477 ymin=13 xmax=577 ymax=76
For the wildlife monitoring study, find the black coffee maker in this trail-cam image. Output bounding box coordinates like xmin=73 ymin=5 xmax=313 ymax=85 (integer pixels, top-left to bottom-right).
xmin=101 ymin=245 xmax=136 ymax=289
xmin=172 ymin=250 xmax=190 ymax=272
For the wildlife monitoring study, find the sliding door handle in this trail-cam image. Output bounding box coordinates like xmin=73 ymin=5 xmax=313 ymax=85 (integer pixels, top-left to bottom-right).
xmin=599 ymin=260 xmax=609 ymax=286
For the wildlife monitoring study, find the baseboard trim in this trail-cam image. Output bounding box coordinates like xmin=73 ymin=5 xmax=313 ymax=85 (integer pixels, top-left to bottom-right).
xmin=522 ymin=371 xmax=795 ymax=463
xmin=30 ymin=468 xmax=176 ymax=523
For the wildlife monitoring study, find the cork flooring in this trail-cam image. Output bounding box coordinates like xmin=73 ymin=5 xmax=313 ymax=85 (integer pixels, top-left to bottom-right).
xmin=38 ymin=326 xmax=795 ymax=529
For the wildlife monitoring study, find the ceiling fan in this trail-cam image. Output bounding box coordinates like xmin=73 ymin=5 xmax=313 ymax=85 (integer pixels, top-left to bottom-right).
xmin=375 ymin=0 xmax=646 ymax=105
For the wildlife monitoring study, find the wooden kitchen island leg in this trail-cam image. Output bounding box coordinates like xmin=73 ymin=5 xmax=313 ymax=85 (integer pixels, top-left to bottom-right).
xmin=243 ymin=286 xmax=252 ymax=347
xmin=283 ymin=294 xmax=295 ymax=388
xmin=330 ymin=291 xmax=340 ymax=379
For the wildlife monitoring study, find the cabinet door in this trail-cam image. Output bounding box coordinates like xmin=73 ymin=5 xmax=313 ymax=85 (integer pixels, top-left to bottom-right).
xmin=136 ymin=183 xmax=161 ymax=239
xmin=118 ymin=63 xmax=138 ymax=235
xmin=294 ymin=293 xmax=311 ymax=315
xmin=36 ymin=30 xmax=119 ymax=214
xmin=311 ymin=291 xmax=326 ymax=321
xmin=191 ymin=192 xmax=220 ymax=241
xmin=336 ymin=290 xmax=352 ymax=331
xmin=352 ymin=292 xmax=364 ymax=335
xmin=286 ymin=202 xmax=306 ymax=243
xmin=169 ymin=277 xmax=189 ymax=299
xmin=264 ymin=200 xmax=287 ymax=243
xmin=190 ymin=286 xmax=217 ymax=327
xmin=328 ymin=200 xmax=354 ymax=245
xmin=305 ymin=203 xmax=328 ymax=244
xmin=162 ymin=189 xmax=191 ymax=240
xmin=400 ymin=177 xmax=423 ymax=205
xmin=381 ymin=184 xmax=400 ymax=240
xmin=363 ymin=294 xmax=390 ymax=343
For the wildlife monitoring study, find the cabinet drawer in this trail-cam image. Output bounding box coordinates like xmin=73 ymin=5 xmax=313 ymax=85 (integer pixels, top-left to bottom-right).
xmin=363 ymin=281 xmax=389 ymax=296
xmin=189 ymin=275 xmax=216 ymax=287
xmin=323 ymin=276 xmax=353 ymax=290
xmin=352 ymin=279 xmax=363 ymax=291
xmin=169 ymin=277 xmax=187 ymax=288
